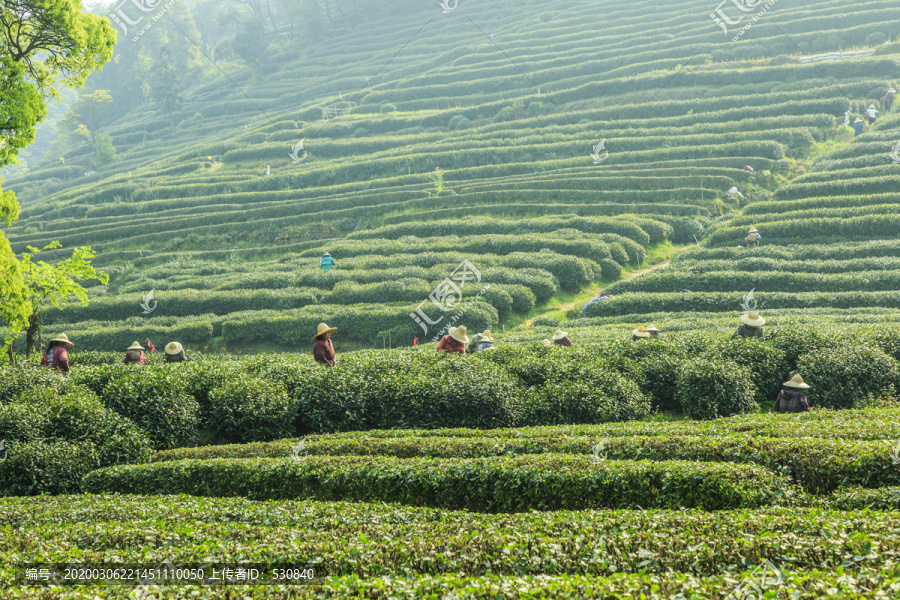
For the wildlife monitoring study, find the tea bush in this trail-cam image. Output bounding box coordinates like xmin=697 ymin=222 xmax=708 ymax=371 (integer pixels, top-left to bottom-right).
xmin=798 ymin=346 xmax=900 ymax=409
xmin=100 ymin=369 xmax=201 ymax=449
xmin=0 ymin=386 xmax=152 ymax=467
xmin=208 ymin=378 xmax=296 ymax=443
xmin=676 ymin=360 xmax=757 ymax=420
xmin=0 ymin=440 xmax=99 ymax=496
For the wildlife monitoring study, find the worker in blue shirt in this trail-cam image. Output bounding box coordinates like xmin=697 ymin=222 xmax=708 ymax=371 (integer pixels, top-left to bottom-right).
xmin=321 ymin=252 xmax=336 ymax=271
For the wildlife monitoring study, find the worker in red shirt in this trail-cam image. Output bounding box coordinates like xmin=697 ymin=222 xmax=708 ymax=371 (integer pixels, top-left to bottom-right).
xmin=40 ymin=333 xmax=73 ymax=373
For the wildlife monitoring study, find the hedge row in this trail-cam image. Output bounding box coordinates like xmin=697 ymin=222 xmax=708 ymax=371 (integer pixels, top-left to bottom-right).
xmin=83 ymin=454 xmax=798 ymax=511
xmin=7 ymin=496 xmax=900 ymax=579
xmin=153 ymin=432 xmax=900 ymax=495
xmin=607 ymin=269 xmax=900 ymax=295
xmin=347 ymin=215 xmax=656 ymax=246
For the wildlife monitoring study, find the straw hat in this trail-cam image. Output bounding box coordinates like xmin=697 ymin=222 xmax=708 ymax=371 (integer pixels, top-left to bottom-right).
xmin=633 ymin=326 xmax=650 ymax=339
xmin=50 ymin=333 xmax=74 ymax=348
xmin=854 ymin=118 xmax=863 ymax=123
xmin=449 ymin=326 xmax=470 ymax=344
xmin=127 ymin=341 xmax=144 ymax=351
xmin=868 ymin=104 xmax=877 ymax=109
xmin=741 ymin=310 xmax=766 ymax=327
xmin=165 ymin=342 xmax=183 ymax=355
xmin=323 ymin=252 xmax=331 ymax=257
xmin=477 ymin=330 xmax=495 ymax=343
xmin=541 ymin=339 xmax=552 ymax=346
xmin=748 ymin=227 xmax=758 ymax=233
xmin=314 ymin=323 xmax=338 ymax=339
xmin=783 ymin=374 xmax=810 ymax=389
xmin=645 ymin=324 xmax=660 ymax=332
xmin=551 ymin=329 xmax=568 ymax=341
xmin=889 ymin=88 xmax=897 ymax=94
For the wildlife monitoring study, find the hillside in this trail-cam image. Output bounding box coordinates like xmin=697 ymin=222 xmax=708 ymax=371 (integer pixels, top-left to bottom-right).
xmin=4 ymin=0 xmax=900 ymax=352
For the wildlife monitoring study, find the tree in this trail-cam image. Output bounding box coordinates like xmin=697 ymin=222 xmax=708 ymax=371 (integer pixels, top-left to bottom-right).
xmin=231 ymin=16 xmax=270 ymax=65
xmin=0 ymin=0 xmax=116 ymax=99
xmin=0 ymin=230 xmax=28 ymax=359
xmin=72 ymin=90 xmax=114 ymax=144
xmin=19 ymin=242 xmax=108 ymax=359
xmin=0 ymin=57 xmax=45 ymax=167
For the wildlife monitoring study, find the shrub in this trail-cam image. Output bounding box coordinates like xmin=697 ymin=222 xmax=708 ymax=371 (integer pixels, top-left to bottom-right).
xmin=448 ymin=115 xmax=471 ymax=130
xmin=0 ymin=386 xmax=152 ymax=467
xmin=532 ymin=316 xmax=560 ymax=328
xmin=599 ymin=258 xmax=622 ymax=280
xmin=705 ymin=339 xmax=788 ymax=405
xmin=523 ymin=359 xmax=652 ymax=425
xmin=84 ymin=454 xmax=795 ymax=511
xmin=208 ymin=378 xmax=297 ymax=443
xmin=637 ymin=355 xmax=683 ymax=412
xmin=676 ymin=360 xmax=757 ymax=420
xmin=797 ymin=346 xmax=900 ymax=410
xmin=0 ymin=367 xmax=79 ymax=403
xmin=101 ymin=369 xmax=201 ymax=449
xmin=0 ymin=440 xmax=99 ymax=496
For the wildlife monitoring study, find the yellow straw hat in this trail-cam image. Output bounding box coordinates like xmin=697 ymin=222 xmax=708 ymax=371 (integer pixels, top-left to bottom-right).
xmin=645 ymin=324 xmax=660 ymax=332
xmin=541 ymin=339 xmax=552 ymax=346
xmin=633 ymin=326 xmax=650 ymax=339
xmin=165 ymin=342 xmax=183 ymax=355
xmin=783 ymin=374 xmax=810 ymax=389
xmin=551 ymin=329 xmax=568 ymax=341
xmin=748 ymin=227 xmax=758 ymax=233
xmin=314 ymin=323 xmax=338 ymax=339
xmin=127 ymin=341 xmax=144 ymax=351
xmin=449 ymin=326 xmax=470 ymax=344
xmin=741 ymin=311 xmax=766 ymax=327
xmin=50 ymin=333 xmax=74 ymax=348
xmin=477 ymin=330 xmax=495 ymax=343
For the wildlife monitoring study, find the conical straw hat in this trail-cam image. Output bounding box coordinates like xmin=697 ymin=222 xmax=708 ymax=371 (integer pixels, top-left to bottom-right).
xmin=783 ymin=374 xmax=810 ymax=389
xmin=741 ymin=311 xmax=765 ymax=326
xmin=551 ymin=329 xmax=568 ymax=341
xmin=165 ymin=342 xmax=183 ymax=355
xmin=314 ymin=323 xmax=338 ymax=338
xmin=127 ymin=341 xmax=144 ymax=351
xmin=50 ymin=333 xmax=74 ymax=347
xmin=449 ymin=326 xmax=470 ymax=344
xmin=632 ymin=327 xmax=650 ymax=338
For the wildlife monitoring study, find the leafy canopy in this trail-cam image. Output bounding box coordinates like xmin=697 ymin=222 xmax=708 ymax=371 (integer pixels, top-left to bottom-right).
xmin=21 ymin=241 xmax=109 ymax=315
xmin=0 ymin=0 xmax=116 ymax=99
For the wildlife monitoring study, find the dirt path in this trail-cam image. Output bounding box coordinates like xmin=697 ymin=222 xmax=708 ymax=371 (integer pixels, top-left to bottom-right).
xmin=546 ymin=260 xmax=671 ymax=315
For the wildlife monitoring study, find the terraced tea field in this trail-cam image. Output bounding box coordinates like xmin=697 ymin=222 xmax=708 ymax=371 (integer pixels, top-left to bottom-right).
xmin=3 ymin=0 xmax=900 ymax=597
xmin=4 ymin=0 xmax=900 ymax=351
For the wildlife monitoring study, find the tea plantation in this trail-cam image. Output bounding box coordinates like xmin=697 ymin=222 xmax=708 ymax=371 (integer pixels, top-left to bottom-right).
xmin=5 ymin=0 xmax=900 ymax=351
xmin=3 ymin=0 xmax=900 ymax=597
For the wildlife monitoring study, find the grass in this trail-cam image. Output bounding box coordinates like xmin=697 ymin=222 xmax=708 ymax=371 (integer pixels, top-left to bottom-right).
xmin=519 ymin=242 xmax=688 ymax=324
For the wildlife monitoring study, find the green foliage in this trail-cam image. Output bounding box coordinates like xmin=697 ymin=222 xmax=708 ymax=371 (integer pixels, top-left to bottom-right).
xmin=0 ymin=440 xmax=99 ymax=496
xmin=208 ymin=377 xmax=296 ymax=443
xmin=84 ymin=454 xmax=796 ymax=511
xmin=676 ymin=359 xmax=757 ymax=420
xmin=100 ymin=369 xmax=201 ymax=449
xmin=0 ymin=385 xmax=152 ymax=466
xmin=798 ymin=346 xmax=900 ymax=410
